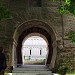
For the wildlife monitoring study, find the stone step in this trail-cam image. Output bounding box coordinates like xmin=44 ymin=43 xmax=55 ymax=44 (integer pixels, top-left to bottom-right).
xmin=12 ymin=70 xmax=52 ymax=75
xmin=13 ymin=68 xmax=49 ymax=71
xmin=13 ymin=65 xmax=50 ymax=71
xmin=12 ymin=73 xmax=52 ymax=75
xmin=12 ymin=65 xmax=52 ymax=75
xmin=12 ymin=70 xmax=51 ymax=73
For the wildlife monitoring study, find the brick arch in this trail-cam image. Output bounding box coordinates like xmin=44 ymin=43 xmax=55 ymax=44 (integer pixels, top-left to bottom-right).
xmin=17 ymin=27 xmax=52 ymax=65
xmin=13 ymin=20 xmax=57 ymax=42
xmin=12 ymin=20 xmax=57 ymax=69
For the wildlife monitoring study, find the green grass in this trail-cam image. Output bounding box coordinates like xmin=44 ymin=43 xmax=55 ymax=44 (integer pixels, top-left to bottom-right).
xmin=24 ymin=59 xmax=45 ymax=65
xmin=66 ymin=70 xmax=75 ymax=75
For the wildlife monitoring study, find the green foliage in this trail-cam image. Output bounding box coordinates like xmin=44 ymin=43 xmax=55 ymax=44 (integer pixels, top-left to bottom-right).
xmin=51 ymin=0 xmax=75 ymax=45
xmin=57 ymin=64 xmax=69 ymax=75
xmin=51 ymin=0 xmax=75 ymax=16
xmin=58 ymin=0 xmax=75 ymax=43
xmin=58 ymin=0 xmax=71 ymax=14
xmin=67 ymin=30 xmax=75 ymax=43
xmin=0 ymin=6 xmax=12 ymax=20
xmin=57 ymin=55 xmax=74 ymax=74
xmin=59 ymin=5 xmax=67 ymax=14
xmin=0 ymin=0 xmax=12 ymax=21
xmin=69 ymin=1 xmax=75 ymax=16
xmin=65 ymin=0 xmax=71 ymax=6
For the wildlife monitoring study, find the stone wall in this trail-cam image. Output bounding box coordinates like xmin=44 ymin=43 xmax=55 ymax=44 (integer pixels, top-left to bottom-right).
xmin=0 ymin=0 xmax=75 ymax=71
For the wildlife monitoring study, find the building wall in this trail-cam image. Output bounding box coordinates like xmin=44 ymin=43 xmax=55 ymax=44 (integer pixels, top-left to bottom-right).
xmin=22 ymin=36 xmax=47 ymax=62
xmin=22 ymin=46 xmax=47 ymax=56
xmin=22 ymin=46 xmax=47 ymax=59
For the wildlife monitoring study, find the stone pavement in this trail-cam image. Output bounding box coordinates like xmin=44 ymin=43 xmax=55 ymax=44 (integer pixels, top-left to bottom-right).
xmin=12 ymin=65 xmax=52 ymax=75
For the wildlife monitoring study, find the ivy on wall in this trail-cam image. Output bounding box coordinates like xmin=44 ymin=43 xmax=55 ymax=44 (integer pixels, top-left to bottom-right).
xmin=59 ymin=0 xmax=75 ymax=43
xmin=59 ymin=0 xmax=71 ymax=14
xmin=67 ymin=30 xmax=75 ymax=43
xmin=50 ymin=0 xmax=75 ymax=16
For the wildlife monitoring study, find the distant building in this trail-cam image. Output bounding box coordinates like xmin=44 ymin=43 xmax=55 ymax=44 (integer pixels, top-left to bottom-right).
xmin=22 ymin=36 xmax=48 ymax=61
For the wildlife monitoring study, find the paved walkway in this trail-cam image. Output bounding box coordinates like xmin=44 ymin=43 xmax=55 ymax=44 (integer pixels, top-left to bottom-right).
xmin=12 ymin=65 xmax=52 ymax=75
xmin=18 ymin=65 xmax=49 ymax=70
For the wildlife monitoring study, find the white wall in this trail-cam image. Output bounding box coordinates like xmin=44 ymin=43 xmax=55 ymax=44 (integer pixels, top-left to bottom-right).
xmin=22 ymin=36 xmax=48 ymax=63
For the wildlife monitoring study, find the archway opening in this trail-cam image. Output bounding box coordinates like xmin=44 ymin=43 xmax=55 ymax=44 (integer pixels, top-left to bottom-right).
xmin=16 ymin=27 xmax=53 ymax=67
xmin=12 ymin=20 xmax=57 ymax=69
xmin=22 ymin=33 xmax=48 ymax=65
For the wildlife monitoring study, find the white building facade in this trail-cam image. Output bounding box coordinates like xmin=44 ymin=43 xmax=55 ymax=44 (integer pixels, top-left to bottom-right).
xmin=22 ymin=36 xmax=48 ymax=64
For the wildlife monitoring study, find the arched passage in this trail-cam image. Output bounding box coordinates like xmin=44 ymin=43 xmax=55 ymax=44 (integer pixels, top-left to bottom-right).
xmin=17 ymin=27 xmax=52 ymax=65
xmin=22 ymin=33 xmax=48 ymax=65
xmin=12 ymin=20 xmax=57 ymax=69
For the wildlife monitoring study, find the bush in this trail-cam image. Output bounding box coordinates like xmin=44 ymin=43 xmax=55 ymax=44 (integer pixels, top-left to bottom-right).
xmin=57 ymin=64 xmax=69 ymax=75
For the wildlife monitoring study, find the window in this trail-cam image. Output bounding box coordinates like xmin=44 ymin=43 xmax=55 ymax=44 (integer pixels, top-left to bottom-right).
xmin=28 ymin=0 xmax=42 ymax=7
xmin=40 ymin=50 xmax=42 ymax=55
xmin=30 ymin=50 xmax=31 ymax=55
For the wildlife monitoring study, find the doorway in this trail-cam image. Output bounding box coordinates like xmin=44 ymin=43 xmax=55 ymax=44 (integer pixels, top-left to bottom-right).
xmin=12 ymin=20 xmax=57 ymax=69
xmin=22 ymin=33 xmax=49 ymax=65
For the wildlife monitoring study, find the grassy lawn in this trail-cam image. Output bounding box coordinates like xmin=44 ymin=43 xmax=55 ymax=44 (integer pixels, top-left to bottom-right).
xmin=66 ymin=71 xmax=75 ymax=75
xmin=66 ymin=73 xmax=75 ymax=75
xmin=54 ymin=71 xmax=75 ymax=75
xmin=24 ymin=59 xmax=45 ymax=65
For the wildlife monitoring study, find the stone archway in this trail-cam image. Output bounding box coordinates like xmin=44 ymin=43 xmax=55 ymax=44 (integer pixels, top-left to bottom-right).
xmin=12 ymin=20 xmax=57 ymax=69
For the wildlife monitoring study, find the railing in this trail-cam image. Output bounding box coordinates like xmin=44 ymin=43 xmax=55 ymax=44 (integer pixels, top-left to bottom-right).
xmin=24 ymin=56 xmax=46 ymax=60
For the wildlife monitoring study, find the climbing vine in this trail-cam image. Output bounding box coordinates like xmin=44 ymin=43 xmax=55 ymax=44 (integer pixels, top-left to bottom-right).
xmin=50 ymin=0 xmax=75 ymax=43
xmin=50 ymin=0 xmax=75 ymax=16
xmin=67 ymin=30 xmax=75 ymax=43
xmin=59 ymin=0 xmax=71 ymax=14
